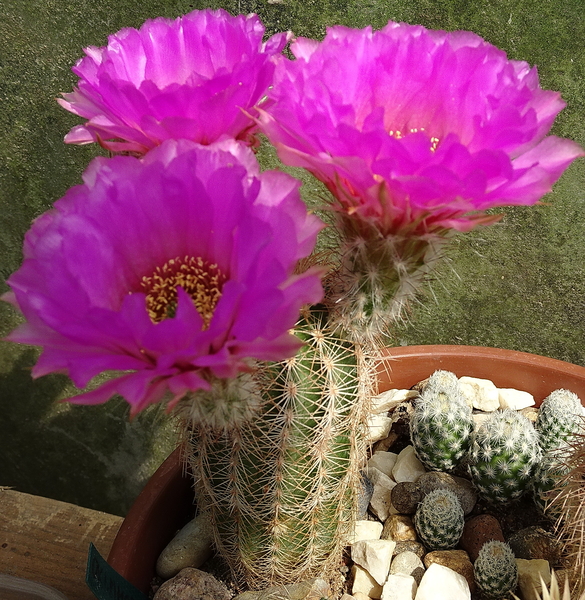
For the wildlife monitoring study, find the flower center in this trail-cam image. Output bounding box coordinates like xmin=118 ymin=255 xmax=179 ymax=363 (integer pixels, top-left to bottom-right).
xmin=140 ymin=255 xmax=227 ymax=327
xmin=389 ymin=127 xmax=440 ymax=152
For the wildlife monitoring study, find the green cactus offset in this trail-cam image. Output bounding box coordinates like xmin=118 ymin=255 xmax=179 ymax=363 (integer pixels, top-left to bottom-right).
xmin=468 ymin=409 xmax=542 ymax=504
xmin=409 ymin=369 xmax=474 ymax=471
xmin=474 ymin=540 xmax=519 ymax=599
xmin=532 ymin=390 xmax=582 ymax=515
xmin=536 ymin=389 xmax=584 ymax=454
xmin=413 ymin=488 xmax=465 ymax=550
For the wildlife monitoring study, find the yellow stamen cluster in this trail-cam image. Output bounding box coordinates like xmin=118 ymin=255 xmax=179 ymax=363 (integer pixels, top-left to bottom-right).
xmin=140 ymin=255 xmax=226 ymax=327
xmin=389 ymin=127 xmax=440 ymax=152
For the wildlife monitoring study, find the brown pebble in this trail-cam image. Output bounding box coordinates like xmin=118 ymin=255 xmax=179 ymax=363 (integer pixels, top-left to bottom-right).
xmin=459 ymin=514 xmax=505 ymax=562
xmin=393 ymin=540 xmax=426 ymax=559
xmin=507 ymin=526 xmax=562 ymax=565
xmin=381 ymin=514 xmax=418 ymax=542
xmin=391 ymin=481 xmax=422 ymax=514
xmin=153 ymin=567 xmax=231 ymax=600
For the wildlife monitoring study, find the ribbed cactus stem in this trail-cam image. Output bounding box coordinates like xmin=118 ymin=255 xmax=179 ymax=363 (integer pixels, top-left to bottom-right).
xmin=326 ymin=214 xmax=448 ymax=342
xmin=474 ymin=541 xmax=519 ymax=599
xmin=187 ymin=306 xmax=373 ymax=590
xmin=413 ymin=488 xmax=465 ymax=550
xmin=469 ymin=409 xmax=542 ymax=503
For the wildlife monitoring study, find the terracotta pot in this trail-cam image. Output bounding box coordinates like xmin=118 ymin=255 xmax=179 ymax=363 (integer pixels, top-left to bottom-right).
xmin=108 ymin=344 xmax=585 ymax=593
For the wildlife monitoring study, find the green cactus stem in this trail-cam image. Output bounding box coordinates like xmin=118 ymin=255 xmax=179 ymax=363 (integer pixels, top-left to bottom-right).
xmin=185 ymin=306 xmax=373 ymax=591
xmin=536 ymin=389 xmax=584 ymax=454
xmin=474 ymin=540 xmax=519 ymax=599
xmin=409 ymin=370 xmax=474 ymax=471
xmin=413 ymin=488 xmax=465 ymax=550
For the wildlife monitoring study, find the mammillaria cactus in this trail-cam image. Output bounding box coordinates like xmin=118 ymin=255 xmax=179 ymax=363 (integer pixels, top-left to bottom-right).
xmin=536 ymin=389 xmax=584 ymax=454
xmin=413 ymin=488 xmax=465 ymax=550
xmin=410 ymin=370 xmax=474 ymax=471
xmin=468 ymin=409 xmax=542 ymax=503
xmin=474 ymin=540 xmax=518 ymax=599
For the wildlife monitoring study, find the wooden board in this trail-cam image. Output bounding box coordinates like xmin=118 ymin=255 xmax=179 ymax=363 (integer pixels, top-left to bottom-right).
xmin=0 ymin=489 xmax=123 ymax=600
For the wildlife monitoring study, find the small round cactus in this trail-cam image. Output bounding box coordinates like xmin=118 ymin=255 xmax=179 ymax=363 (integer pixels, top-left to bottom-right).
xmin=468 ymin=409 xmax=542 ymax=503
xmin=410 ymin=370 xmax=474 ymax=471
xmin=413 ymin=488 xmax=464 ymax=550
xmin=474 ymin=540 xmax=518 ymax=599
xmin=536 ymin=389 xmax=584 ymax=454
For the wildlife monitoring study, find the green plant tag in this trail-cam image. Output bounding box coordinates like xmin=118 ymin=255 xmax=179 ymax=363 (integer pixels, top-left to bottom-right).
xmin=86 ymin=542 xmax=149 ymax=600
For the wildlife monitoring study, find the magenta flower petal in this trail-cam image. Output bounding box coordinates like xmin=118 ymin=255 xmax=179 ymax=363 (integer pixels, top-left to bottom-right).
xmin=58 ymin=9 xmax=289 ymax=152
xmin=4 ymin=139 xmax=324 ymax=413
xmin=259 ymin=22 xmax=583 ymax=235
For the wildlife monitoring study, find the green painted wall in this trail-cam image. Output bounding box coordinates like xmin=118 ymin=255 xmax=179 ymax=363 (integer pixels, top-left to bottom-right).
xmin=1 ymin=0 xmax=584 ymax=515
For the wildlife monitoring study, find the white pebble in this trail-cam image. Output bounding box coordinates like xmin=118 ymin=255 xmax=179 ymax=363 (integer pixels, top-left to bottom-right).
xmin=372 ymin=389 xmax=418 ymax=414
xmin=156 ymin=514 xmax=213 ymax=579
xmin=352 ymin=539 xmax=396 ymax=586
xmin=392 ymin=446 xmax=426 ymax=483
xmin=414 ymin=563 xmax=470 ymax=600
xmin=459 ymin=376 xmax=500 ymax=412
xmin=382 ymin=574 xmax=417 ymax=600
xmin=498 ymin=388 xmax=535 ymax=410
xmin=367 ymin=451 xmax=399 ymax=478
xmin=368 ymin=414 xmax=394 ymax=443
xmin=516 ymin=559 xmax=551 ymax=600
xmin=367 ymin=467 xmax=398 ymax=522
xmin=352 ymin=564 xmax=383 ymax=600
xmin=349 ymin=520 xmax=384 ymax=545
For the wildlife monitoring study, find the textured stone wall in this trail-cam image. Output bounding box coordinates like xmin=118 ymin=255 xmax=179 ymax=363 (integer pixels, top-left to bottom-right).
xmin=1 ymin=0 xmax=584 ymax=515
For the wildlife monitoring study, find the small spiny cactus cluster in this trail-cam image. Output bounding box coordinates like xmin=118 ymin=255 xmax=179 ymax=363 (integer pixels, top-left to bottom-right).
xmin=413 ymin=488 xmax=464 ymax=550
xmin=536 ymin=389 xmax=584 ymax=454
xmin=468 ymin=408 xmax=542 ymax=504
xmin=474 ymin=540 xmax=519 ymax=599
xmin=532 ymin=390 xmax=583 ymax=515
xmin=410 ymin=370 xmax=474 ymax=471
xmin=327 ymin=218 xmax=446 ymax=343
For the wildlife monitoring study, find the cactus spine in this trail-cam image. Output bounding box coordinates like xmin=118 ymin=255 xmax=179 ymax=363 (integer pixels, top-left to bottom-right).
xmin=409 ymin=370 xmax=473 ymax=471
xmin=413 ymin=488 xmax=464 ymax=550
xmin=187 ymin=307 xmax=373 ymax=589
xmin=468 ymin=409 xmax=542 ymax=503
xmin=474 ymin=540 xmax=519 ymax=599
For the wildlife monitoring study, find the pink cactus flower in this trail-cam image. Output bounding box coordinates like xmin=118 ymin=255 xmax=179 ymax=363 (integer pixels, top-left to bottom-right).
xmin=3 ymin=140 xmax=323 ymax=415
xmin=59 ymin=9 xmax=289 ymax=154
xmin=258 ymin=22 xmax=584 ymax=234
